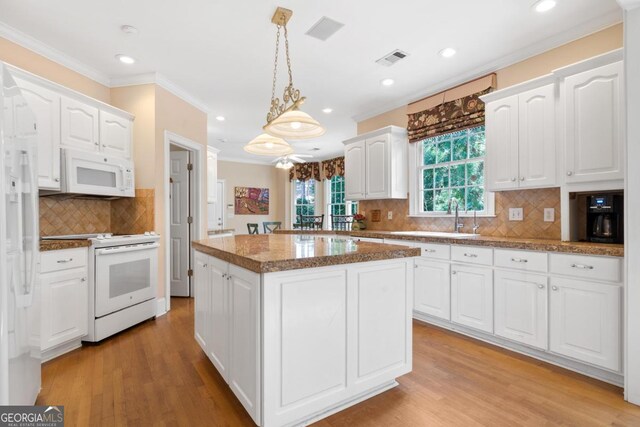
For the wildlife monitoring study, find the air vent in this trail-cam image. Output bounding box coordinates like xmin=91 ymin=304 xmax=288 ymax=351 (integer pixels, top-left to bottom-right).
xmin=376 ymin=49 xmax=409 ymax=67
xmin=305 ymin=17 xmax=344 ymax=41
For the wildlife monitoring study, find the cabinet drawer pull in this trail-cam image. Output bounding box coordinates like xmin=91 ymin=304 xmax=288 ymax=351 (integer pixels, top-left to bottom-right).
xmin=537 ymin=284 xmax=544 ymax=289
xmin=552 ymin=286 xmax=559 ymax=291
xmin=570 ymin=263 xmax=594 ymax=270
xmin=463 ymin=253 xmax=478 ymax=258
xmin=81 ymin=277 xmax=86 ymax=282
xmin=452 ymin=271 xmax=457 ymax=275
xmin=423 ymin=249 xmax=436 ymax=253
xmin=511 ymin=257 xmax=528 ymax=263
xmin=56 ymin=258 xmax=73 ymax=263
xmin=203 ymin=264 xmax=208 ymax=268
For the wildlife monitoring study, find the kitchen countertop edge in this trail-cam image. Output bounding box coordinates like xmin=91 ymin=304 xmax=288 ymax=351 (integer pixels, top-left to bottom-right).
xmin=40 ymin=239 xmax=92 ymax=252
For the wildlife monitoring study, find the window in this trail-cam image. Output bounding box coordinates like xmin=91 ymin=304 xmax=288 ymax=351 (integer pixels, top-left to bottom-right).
xmin=294 ymin=180 xmax=316 ymax=218
xmin=326 ymin=176 xmax=358 ymax=217
xmin=417 ymin=126 xmax=490 ymax=214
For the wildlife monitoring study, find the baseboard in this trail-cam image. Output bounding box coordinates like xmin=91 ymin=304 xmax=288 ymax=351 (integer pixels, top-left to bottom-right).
xmin=41 ymin=338 xmax=82 ymax=363
xmin=156 ymin=297 xmax=167 ymax=317
xmin=413 ymin=311 xmax=624 ymax=387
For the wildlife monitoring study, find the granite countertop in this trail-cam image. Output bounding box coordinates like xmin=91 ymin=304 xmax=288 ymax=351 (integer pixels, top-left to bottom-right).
xmin=40 ymin=239 xmax=91 ymax=252
xmin=192 ymin=234 xmax=420 ymax=273
xmin=274 ymin=230 xmax=624 ymax=257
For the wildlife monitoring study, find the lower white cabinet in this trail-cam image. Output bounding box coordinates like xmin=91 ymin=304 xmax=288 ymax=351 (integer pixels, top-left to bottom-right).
xmin=494 ymin=270 xmax=548 ymax=350
xmin=193 ymin=251 xmax=261 ymax=424
xmin=38 ymin=248 xmax=88 ymax=360
xmin=549 ymin=277 xmax=621 ymax=372
xmin=451 ymin=264 xmax=493 ymax=333
xmin=414 ymin=258 xmax=450 ymax=320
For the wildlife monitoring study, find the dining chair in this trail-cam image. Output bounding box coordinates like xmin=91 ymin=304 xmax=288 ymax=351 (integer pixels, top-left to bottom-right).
xmin=299 ymin=214 xmax=325 ymax=230
xmin=331 ymin=214 xmax=354 ymax=231
xmin=263 ymin=221 xmax=282 ymax=234
xmin=247 ymin=223 xmax=259 ymax=234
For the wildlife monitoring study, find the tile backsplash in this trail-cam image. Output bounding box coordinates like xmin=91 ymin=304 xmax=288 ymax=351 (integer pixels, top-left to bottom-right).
xmin=359 ymin=188 xmax=561 ymax=240
xmin=39 ymin=189 xmax=155 ymax=237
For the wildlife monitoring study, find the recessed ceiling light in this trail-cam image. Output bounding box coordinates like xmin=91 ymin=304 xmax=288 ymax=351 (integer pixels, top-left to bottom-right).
xmin=381 ymin=78 xmax=395 ymax=87
xmin=533 ymin=0 xmax=557 ymax=13
xmin=115 ymin=54 xmax=135 ymax=64
xmin=439 ymin=48 xmax=457 ymax=58
xmin=120 ymin=25 xmax=139 ymax=35
xmin=215 ymin=116 xmax=225 ymax=121
xmin=322 ymin=108 xmax=333 ymax=114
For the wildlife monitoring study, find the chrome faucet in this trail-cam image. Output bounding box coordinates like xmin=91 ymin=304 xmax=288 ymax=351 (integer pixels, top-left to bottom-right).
xmin=472 ymin=210 xmax=480 ymax=234
xmin=447 ymin=198 xmax=464 ymax=233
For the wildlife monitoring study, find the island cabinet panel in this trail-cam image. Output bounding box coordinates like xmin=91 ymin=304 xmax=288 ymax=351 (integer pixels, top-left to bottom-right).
xmin=208 ymin=257 xmax=230 ymax=381
xmin=262 ymin=259 xmax=413 ymax=427
xmin=193 ymin=252 xmax=210 ymax=352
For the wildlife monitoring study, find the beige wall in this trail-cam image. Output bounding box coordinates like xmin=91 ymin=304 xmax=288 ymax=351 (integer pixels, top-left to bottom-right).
xmin=356 ymin=23 xmax=623 ymax=135
xmin=0 ymin=37 xmax=111 ymax=102
xmin=218 ymin=161 xmax=287 ymax=234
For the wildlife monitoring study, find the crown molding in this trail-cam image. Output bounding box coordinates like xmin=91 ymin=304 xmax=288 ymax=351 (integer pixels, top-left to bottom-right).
xmin=617 ymin=0 xmax=640 ymax=11
xmin=352 ymin=11 xmax=623 ymax=122
xmin=0 ymin=21 xmax=111 ymax=86
xmin=109 ymin=73 xmax=157 ymax=87
xmin=216 ymin=153 xmax=275 ymax=165
xmin=154 ymin=73 xmax=211 ymax=114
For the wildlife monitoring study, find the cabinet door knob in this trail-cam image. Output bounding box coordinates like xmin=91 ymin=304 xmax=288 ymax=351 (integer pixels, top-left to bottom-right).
xmin=567 ymin=171 xmax=573 ymax=176
xmin=452 ymin=271 xmax=457 ymax=275
xmin=537 ymin=284 xmax=544 ymax=289
xmin=203 ymin=264 xmax=207 ymax=268
xmin=552 ymin=285 xmax=559 ymax=291
xmin=520 ymin=177 xmax=525 ymax=181
xmin=95 ymin=142 xmax=99 ymax=146
xmin=81 ymin=277 xmax=86 ymax=282
xmin=54 ymin=178 xmax=60 ymax=182
xmin=222 ymin=273 xmax=226 ymax=278
xmin=511 ymin=177 xmax=516 ymax=182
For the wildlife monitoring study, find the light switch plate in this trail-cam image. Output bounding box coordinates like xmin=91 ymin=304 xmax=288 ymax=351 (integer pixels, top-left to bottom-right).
xmin=387 ymin=211 xmax=393 ymax=220
xmin=544 ymin=208 xmax=555 ymax=222
xmin=509 ymin=208 xmax=524 ymax=221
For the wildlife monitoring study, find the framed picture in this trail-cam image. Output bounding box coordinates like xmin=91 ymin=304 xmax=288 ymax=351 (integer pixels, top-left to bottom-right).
xmin=234 ymin=187 xmax=270 ymax=215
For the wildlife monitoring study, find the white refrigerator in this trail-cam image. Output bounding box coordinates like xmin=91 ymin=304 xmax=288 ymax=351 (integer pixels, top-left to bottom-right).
xmin=0 ymin=63 xmax=41 ymax=405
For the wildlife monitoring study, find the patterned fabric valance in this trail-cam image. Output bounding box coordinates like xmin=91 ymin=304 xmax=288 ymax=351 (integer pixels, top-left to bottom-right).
xmin=407 ymin=87 xmax=492 ymax=143
xmin=289 ymin=162 xmax=321 ymax=182
xmin=321 ymin=156 xmax=345 ymax=180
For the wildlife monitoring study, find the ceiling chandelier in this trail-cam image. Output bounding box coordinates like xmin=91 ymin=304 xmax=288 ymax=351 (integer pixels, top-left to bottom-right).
xmin=244 ymin=7 xmax=325 ymax=156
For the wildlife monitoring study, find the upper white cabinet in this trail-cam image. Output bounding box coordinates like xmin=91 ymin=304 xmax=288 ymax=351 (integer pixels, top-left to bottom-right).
xmin=99 ymin=110 xmax=132 ymax=158
xmin=207 ymin=147 xmax=219 ymax=203
xmin=343 ymin=126 xmax=407 ymax=200
xmin=483 ymin=78 xmax=556 ymax=191
xmin=61 ymin=96 xmax=99 ymax=152
xmin=562 ymin=61 xmax=624 ymax=183
xmin=13 ymin=77 xmax=61 ymax=190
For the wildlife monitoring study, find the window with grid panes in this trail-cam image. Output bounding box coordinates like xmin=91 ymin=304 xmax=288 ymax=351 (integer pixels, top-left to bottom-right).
xmin=294 ymin=180 xmax=316 ymax=217
xmin=419 ymin=126 xmax=486 ymax=213
xmin=327 ymin=176 xmax=358 ymax=217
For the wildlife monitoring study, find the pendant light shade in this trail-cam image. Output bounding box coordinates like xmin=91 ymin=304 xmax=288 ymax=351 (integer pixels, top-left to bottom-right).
xmin=243 ymin=134 xmax=293 ymax=156
xmin=264 ymin=110 xmax=326 ymax=140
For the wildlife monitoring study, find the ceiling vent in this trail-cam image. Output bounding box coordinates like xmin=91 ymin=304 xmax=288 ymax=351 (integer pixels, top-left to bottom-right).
xmin=376 ymin=49 xmax=409 ymax=67
xmin=305 ymin=17 xmax=344 ymax=41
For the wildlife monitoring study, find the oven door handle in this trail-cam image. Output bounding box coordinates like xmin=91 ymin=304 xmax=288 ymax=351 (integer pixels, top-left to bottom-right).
xmin=95 ymin=243 xmax=159 ymax=255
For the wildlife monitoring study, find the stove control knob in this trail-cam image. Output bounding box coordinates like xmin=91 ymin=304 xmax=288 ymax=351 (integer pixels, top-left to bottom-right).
xmin=96 ymin=234 xmax=104 ymax=240
xmin=144 ymin=231 xmax=150 ymax=236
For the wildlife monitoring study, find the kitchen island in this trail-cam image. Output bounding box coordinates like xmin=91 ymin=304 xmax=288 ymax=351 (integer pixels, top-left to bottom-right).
xmin=192 ymin=234 xmax=420 ymax=427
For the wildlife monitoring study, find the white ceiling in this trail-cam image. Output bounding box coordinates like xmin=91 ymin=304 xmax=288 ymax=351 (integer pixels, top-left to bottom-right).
xmin=0 ymin=0 xmax=622 ymax=163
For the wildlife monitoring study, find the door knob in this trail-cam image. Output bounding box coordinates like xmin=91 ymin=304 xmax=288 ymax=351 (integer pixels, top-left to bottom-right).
xmin=567 ymin=171 xmax=573 ymax=176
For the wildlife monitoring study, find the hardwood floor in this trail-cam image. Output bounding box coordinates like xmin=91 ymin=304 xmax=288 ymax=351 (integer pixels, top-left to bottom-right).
xmin=37 ymin=298 xmax=640 ymax=426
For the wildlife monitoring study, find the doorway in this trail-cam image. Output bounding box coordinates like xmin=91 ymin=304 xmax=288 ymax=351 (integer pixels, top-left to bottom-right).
xmin=169 ymin=145 xmax=192 ymax=297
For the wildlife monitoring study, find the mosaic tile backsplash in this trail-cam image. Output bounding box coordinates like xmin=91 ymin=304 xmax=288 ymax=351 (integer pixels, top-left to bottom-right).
xmin=39 ymin=189 xmax=155 ymax=237
xmin=358 ymin=188 xmax=561 ymax=240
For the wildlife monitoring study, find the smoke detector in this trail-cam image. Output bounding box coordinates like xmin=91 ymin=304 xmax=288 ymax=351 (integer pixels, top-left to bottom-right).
xmin=376 ymin=49 xmax=409 ymax=67
xmin=305 ymin=17 xmax=344 ymax=41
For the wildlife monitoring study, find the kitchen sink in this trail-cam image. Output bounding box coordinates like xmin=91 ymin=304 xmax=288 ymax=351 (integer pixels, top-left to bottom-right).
xmin=389 ymin=231 xmax=478 ymax=239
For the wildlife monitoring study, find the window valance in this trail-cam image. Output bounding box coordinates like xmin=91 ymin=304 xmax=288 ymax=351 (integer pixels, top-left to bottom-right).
xmin=321 ymin=156 xmax=345 ymax=180
xmin=289 ymin=162 xmax=321 ymax=182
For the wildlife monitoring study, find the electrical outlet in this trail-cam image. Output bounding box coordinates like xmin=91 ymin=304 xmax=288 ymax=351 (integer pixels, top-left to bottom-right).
xmin=387 ymin=211 xmax=393 ymax=220
xmin=544 ymin=208 xmax=555 ymax=222
xmin=508 ymin=208 xmax=524 ymax=221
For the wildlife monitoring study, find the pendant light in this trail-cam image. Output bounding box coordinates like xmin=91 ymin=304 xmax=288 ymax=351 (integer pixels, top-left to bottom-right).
xmin=262 ymin=7 xmax=325 ymax=139
xmin=243 ymin=134 xmax=293 ymax=156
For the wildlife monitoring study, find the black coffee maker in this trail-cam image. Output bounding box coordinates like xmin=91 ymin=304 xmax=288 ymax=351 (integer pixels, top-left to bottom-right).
xmin=587 ymin=194 xmax=623 ymax=244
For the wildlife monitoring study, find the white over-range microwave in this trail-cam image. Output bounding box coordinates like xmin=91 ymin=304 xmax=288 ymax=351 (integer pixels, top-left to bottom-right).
xmin=59 ymin=148 xmax=135 ymax=197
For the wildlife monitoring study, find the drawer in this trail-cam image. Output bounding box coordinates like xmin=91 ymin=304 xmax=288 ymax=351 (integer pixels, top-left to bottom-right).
xmin=41 ymin=247 xmax=88 ymax=273
xmin=451 ymin=245 xmax=493 ymax=266
xmin=383 ymin=239 xmax=415 ymax=247
xmin=414 ymin=242 xmax=450 ymax=260
xmin=549 ymin=253 xmax=622 ymax=283
xmin=494 ymin=249 xmax=548 ymax=273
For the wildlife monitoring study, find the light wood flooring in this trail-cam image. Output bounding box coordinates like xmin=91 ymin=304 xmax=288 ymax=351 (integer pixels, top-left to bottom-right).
xmin=37 ymin=298 xmax=640 ymax=426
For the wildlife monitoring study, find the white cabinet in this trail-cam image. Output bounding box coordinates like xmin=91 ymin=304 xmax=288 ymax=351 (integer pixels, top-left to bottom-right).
xmin=343 ymin=126 xmax=407 ymax=200
xmin=13 ymin=77 xmax=61 ymax=190
xmin=207 ymin=147 xmax=218 ymax=203
xmin=39 ymin=248 xmax=88 ymax=360
xmin=193 ymin=252 xmax=261 ymax=424
xmin=99 ymin=110 xmax=132 ymax=158
xmin=494 ymin=270 xmax=548 ymax=350
xmin=61 ymin=96 xmax=99 ymax=152
xmin=563 ymin=61 xmax=624 ymax=183
xmin=549 ymin=277 xmax=621 ymax=371
xmin=483 ymin=80 xmax=556 ymax=191
xmin=344 ymin=140 xmax=365 ymax=200
xmin=451 ymin=263 xmax=493 ymax=333
xmin=414 ymin=258 xmax=450 ymax=320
